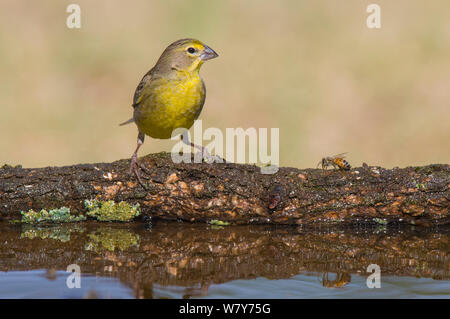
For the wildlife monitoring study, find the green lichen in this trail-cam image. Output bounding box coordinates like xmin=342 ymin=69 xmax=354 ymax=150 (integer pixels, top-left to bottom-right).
xmin=373 ymin=218 xmax=388 ymax=225
xmin=415 ymin=183 xmax=427 ymax=190
xmin=209 ymin=219 xmax=230 ymax=226
xmin=21 ymin=207 xmax=86 ymax=224
xmin=374 ymin=225 xmax=387 ymax=234
xmin=85 ymin=228 xmax=140 ymax=252
xmin=21 ymin=224 xmax=85 ymax=242
xmin=84 ymin=199 xmax=140 ymax=222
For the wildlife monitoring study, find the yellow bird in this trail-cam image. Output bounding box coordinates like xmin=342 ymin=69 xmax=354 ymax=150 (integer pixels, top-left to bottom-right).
xmin=121 ymin=38 xmax=218 ymax=186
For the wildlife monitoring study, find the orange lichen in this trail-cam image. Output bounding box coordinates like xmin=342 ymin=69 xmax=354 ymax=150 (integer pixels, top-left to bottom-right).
xmin=324 ymin=211 xmax=339 ymax=220
xmin=402 ymin=204 xmax=424 ymax=216
xmin=177 ymin=181 xmax=189 ymax=193
xmin=104 ymin=184 xmax=122 ymax=199
xmin=191 ymin=181 xmax=204 ymax=193
xmin=165 ymin=173 xmax=179 ymax=184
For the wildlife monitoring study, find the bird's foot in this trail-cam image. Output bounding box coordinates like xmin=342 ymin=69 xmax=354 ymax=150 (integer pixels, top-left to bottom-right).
xmin=130 ymin=154 xmax=150 ymax=189
xmin=200 ymin=149 xmax=229 ymax=164
xmin=201 ymin=148 xmax=215 ymax=163
xmin=197 ymin=146 xmax=229 ymax=164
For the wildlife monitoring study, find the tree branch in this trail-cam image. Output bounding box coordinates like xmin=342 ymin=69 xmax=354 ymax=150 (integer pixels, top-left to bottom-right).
xmin=1 ymin=153 xmax=449 ymax=226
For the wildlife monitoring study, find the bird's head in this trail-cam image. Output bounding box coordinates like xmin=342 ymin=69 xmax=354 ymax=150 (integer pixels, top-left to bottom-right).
xmin=153 ymin=38 xmax=218 ymax=76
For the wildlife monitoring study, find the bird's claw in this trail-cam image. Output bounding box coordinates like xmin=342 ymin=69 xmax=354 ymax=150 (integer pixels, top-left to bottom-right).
xmin=201 ymin=149 xmax=214 ymax=164
xmin=130 ymin=155 xmax=150 ymax=189
xmin=200 ymin=150 xmax=229 ymax=164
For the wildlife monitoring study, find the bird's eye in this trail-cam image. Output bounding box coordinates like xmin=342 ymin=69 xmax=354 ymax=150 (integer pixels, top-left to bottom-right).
xmin=187 ymin=47 xmax=196 ymax=54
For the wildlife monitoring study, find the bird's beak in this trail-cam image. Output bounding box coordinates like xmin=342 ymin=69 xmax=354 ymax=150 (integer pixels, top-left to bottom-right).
xmin=200 ymin=45 xmax=218 ymax=61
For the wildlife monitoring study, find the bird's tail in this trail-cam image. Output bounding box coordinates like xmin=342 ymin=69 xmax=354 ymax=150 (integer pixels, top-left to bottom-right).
xmin=119 ymin=118 xmax=134 ymax=126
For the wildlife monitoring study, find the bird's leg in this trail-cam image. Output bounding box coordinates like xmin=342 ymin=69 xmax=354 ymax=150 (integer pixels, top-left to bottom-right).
xmin=180 ymin=132 xmax=213 ymax=163
xmin=179 ymin=132 xmax=231 ymax=164
xmin=130 ymin=132 xmax=150 ymax=188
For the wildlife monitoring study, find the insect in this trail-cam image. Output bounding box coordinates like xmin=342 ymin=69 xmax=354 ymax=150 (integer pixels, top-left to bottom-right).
xmin=318 ymin=153 xmax=351 ymax=171
xmin=322 ymin=272 xmax=351 ymax=288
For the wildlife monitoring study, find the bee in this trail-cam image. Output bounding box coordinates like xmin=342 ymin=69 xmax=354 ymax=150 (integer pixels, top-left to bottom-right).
xmin=318 ymin=153 xmax=351 ymax=171
xmin=322 ymin=272 xmax=351 ymax=288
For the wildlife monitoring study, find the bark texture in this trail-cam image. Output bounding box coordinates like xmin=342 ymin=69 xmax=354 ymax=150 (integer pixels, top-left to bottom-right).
xmin=1 ymin=153 xmax=449 ymax=226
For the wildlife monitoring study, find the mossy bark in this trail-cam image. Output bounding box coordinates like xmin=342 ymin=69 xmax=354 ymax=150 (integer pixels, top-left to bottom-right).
xmin=1 ymin=153 xmax=449 ymax=226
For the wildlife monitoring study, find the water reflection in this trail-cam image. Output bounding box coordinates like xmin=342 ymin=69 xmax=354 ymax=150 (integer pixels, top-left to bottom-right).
xmin=85 ymin=227 xmax=140 ymax=252
xmin=20 ymin=223 xmax=85 ymax=242
xmin=321 ymin=273 xmax=352 ymax=288
xmin=0 ymin=221 xmax=448 ymax=298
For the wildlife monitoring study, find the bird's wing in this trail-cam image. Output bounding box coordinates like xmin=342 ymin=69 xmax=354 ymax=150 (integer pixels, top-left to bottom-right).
xmin=132 ymin=69 xmax=153 ymax=108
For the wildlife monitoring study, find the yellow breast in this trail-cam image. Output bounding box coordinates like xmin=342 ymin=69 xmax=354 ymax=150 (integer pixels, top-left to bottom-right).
xmin=134 ymin=74 xmax=205 ymax=139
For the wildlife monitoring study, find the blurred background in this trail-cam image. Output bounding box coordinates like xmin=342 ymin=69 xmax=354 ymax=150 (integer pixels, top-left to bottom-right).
xmin=0 ymin=0 xmax=449 ymax=169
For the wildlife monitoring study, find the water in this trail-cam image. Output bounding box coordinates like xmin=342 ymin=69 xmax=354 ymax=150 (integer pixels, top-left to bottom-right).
xmin=0 ymin=270 xmax=133 ymax=299
xmin=0 ymin=221 xmax=448 ymax=299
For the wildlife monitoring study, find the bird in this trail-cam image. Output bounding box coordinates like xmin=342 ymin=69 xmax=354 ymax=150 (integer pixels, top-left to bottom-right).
xmin=120 ymin=38 xmax=218 ymax=187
